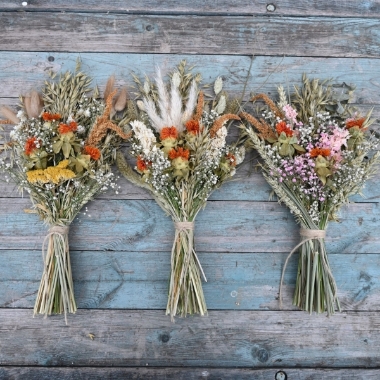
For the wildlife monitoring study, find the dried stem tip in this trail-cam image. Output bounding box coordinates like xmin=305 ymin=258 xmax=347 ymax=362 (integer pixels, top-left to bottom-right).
xmin=251 ymin=93 xmax=284 ymax=119
xmin=0 ymin=106 xmax=19 ymax=124
xmin=210 ymin=114 xmax=240 ymax=137
xmin=240 ymin=111 xmax=277 ymax=141
xmin=87 ymin=90 xmax=131 ymax=146
xmin=194 ymin=91 xmax=204 ymax=121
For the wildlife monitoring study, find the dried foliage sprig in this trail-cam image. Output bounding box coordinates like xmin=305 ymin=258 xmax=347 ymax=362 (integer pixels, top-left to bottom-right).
xmin=117 ymin=62 xmax=245 ymax=320
xmin=0 ymin=63 xmax=129 ymax=322
xmin=242 ymin=76 xmax=380 ymax=315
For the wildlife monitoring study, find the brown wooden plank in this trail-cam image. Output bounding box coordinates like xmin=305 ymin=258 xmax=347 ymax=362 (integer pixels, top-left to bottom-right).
xmin=2 ymin=0 xmax=380 ymax=18
xmin=0 ymin=309 xmax=379 ymax=367
xmin=1 ymin=366 xmax=380 ymax=380
xmin=0 ymin=12 xmax=378 ymax=57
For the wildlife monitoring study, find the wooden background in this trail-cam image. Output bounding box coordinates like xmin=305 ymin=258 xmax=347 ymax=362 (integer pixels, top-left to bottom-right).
xmin=1 ymin=1 xmax=380 ymax=379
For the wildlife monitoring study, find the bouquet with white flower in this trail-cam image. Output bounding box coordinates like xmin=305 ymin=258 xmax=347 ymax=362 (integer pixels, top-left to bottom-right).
xmin=241 ymin=77 xmax=380 ymax=315
xmin=0 ymin=64 xmax=129 ymax=322
xmin=117 ymin=62 xmax=245 ymax=319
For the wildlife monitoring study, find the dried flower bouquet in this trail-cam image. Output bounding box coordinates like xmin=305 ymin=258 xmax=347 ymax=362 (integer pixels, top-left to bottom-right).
xmin=0 ymin=63 xmax=129 ymax=322
xmin=117 ymin=61 xmax=245 ymax=319
xmin=241 ymin=76 xmax=380 ymax=315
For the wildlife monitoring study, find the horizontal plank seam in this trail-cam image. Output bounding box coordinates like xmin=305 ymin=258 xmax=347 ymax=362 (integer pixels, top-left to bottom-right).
xmin=2 ymin=9 xmax=380 ymax=19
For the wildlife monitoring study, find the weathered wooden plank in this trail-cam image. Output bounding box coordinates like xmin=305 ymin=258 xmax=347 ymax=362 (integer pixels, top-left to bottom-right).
xmin=1 ymin=53 xmax=380 ymax=103
xmin=0 ymin=309 xmax=379 ymax=367
xmin=1 ymin=160 xmax=380 ymax=202
xmin=2 ymin=0 xmax=380 ymax=18
xmin=1 ymin=366 xmax=380 ymax=380
xmin=0 ymin=13 xmax=379 ymax=57
xmin=0 ymin=199 xmax=378 ymax=253
xmin=0 ymin=251 xmax=378 ymax=311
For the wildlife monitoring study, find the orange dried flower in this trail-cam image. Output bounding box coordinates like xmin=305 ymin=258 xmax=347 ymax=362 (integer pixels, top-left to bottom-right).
xmin=58 ymin=121 xmax=78 ymax=134
xmin=346 ymin=117 xmax=366 ymax=129
xmin=310 ymin=147 xmax=331 ymax=158
xmin=276 ymin=121 xmax=293 ymax=137
xmin=168 ymin=147 xmax=190 ymax=161
xmin=136 ymin=156 xmax=148 ymax=171
xmin=160 ymin=126 xmax=178 ymax=140
xmin=83 ymin=145 xmax=101 ymax=160
xmin=42 ymin=112 xmax=61 ymax=121
xmin=25 ymin=137 xmax=39 ymax=155
xmin=226 ymin=153 xmax=237 ymax=167
xmin=186 ymin=119 xmax=200 ymax=135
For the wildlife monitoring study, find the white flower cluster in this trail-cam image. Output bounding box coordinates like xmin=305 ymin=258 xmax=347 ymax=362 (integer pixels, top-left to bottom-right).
xmin=131 ymin=120 xmax=157 ymax=154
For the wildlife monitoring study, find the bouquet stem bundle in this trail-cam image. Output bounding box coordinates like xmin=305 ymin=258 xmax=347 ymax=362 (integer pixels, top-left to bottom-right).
xmin=117 ymin=61 xmax=245 ymax=320
xmin=167 ymin=221 xmax=207 ymax=318
xmin=35 ymin=226 xmax=76 ymax=321
xmin=0 ymin=63 xmax=130 ymax=322
xmin=280 ymin=228 xmax=340 ymax=314
xmin=242 ymin=77 xmax=380 ymax=315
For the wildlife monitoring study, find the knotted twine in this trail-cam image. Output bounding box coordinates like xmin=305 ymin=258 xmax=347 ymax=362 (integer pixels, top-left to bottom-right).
xmin=173 ymin=221 xmax=207 ymax=283
xmin=279 ymin=228 xmax=331 ymax=309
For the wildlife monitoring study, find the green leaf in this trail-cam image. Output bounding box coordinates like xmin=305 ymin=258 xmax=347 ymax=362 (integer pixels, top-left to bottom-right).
xmin=62 ymin=142 xmax=72 ymax=158
xmin=53 ymin=140 xmax=63 ymax=154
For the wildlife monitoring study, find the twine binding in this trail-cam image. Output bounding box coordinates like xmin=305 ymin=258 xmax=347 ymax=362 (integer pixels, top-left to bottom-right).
xmin=279 ymin=228 xmax=326 ymax=309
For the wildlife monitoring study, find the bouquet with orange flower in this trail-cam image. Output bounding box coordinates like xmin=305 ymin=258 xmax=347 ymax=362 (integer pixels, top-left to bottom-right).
xmin=0 ymin=64 xmax=129 ymax=322
xmin=117 ymin=62 xmax=245 ymax=319
xmin=241 ymin=76 xmax=380 ymax=315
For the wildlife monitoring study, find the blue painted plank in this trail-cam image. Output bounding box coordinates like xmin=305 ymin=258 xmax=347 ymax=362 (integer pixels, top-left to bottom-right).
xmin=0 ymin=53 xmax=380 ymax=103
xmin=0 ymin=250 xmax=378 ymax=311
xmin=0 ymin=198 xmax=378 ymax=254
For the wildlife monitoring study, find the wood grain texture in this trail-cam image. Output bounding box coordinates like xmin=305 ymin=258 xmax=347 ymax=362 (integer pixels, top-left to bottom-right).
xmin=2 ymin=366 xmax=380 ymax=380
xmin=0 ymin=309 xmax=379 ymax=367
xmin=0 ymin=13 xmax=379 ymax=57
xmin=1 ymin=53 xmax=380 ymax=103
xmin=0 ymin=250 xmax=378 ymax=311
xmin=0 ymin=198 xmax=378 ymax=253
xmin=2 ymin=0 xmax=380 ymax=17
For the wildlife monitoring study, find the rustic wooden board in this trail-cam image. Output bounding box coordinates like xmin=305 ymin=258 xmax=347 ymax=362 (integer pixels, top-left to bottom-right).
xmin=1 ymin=53 xmax=380 ymax=102
xmin=0 ymin=309 xmax=379 ymax=367
xmin=1 ymin=366 xmax=380 ymax=380
xmin=2 ymin=0 xmax=380 ymax=17
xmin=0 ymin=198 xmax=378 ymax=253
xmin=0 ymin=13 xmax=379 ymax=57
xmin=0 ymin=250 xmax=379 ymax=311
xmin=1 ymin=159 xmax=379 ymax=202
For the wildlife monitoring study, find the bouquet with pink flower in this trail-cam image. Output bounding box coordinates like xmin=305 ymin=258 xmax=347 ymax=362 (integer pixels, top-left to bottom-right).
xmin=241 ymin=77 xmax=380 ymax=315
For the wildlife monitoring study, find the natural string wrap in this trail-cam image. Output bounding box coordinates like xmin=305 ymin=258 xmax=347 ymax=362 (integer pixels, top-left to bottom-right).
xmin=173 ymin=221 xmax=207 ymax=282
xmin=279 ymin=228 xmax=326 ymax=309
xmin=39 ymin=225 xmax=70 ymax=321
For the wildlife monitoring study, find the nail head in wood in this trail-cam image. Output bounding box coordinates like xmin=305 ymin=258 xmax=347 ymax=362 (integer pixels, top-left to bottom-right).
xmin=266 ymin=3 xmax=276 ymax=12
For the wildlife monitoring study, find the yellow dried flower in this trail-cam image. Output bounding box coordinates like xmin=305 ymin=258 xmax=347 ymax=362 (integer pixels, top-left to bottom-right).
xmin=26 ymin=160 xmax=75 ymax=184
